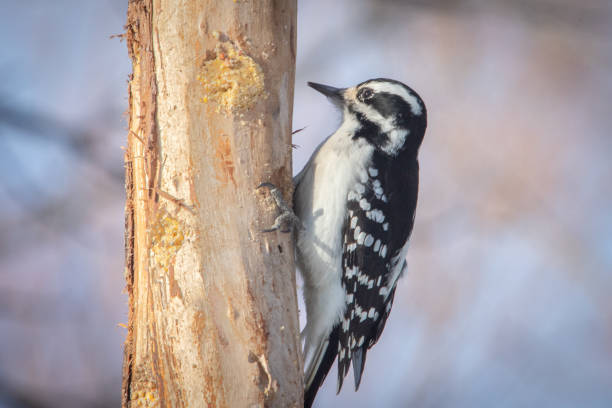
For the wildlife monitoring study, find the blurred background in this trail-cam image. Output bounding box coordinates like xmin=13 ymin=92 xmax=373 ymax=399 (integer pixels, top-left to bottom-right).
xmin=1 ymin=0 xmax=611 ymax=407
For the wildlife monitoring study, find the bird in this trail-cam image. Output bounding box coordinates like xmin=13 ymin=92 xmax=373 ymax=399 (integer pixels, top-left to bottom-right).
xmin=260 ymin=78 xmax=426 ymax=407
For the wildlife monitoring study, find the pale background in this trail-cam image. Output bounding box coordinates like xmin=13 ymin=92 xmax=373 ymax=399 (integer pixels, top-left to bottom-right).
xmin=1 ymin=1 xmax=611 ymax=407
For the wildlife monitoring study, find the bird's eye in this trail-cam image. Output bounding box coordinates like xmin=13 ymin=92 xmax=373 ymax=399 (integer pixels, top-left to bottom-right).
xmin=358 ymin=88 xmax=373 ymax=101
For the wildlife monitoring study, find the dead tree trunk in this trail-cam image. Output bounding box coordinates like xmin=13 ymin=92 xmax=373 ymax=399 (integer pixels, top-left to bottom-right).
xmin=122 ymin=1 xmax=301 ymax=407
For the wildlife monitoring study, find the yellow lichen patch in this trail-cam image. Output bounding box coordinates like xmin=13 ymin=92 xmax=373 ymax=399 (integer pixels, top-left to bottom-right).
xmin=150 ymin=210 xmax=184 ymax=271
xmin=197 ymin=42 xmax=265 ymax=113
xmin=130 ymin=387 xmax=159 ymax=407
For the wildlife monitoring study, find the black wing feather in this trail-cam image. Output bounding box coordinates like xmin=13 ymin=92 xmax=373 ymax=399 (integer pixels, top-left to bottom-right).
xmin=337 ymin=153 xmax=419 ymax=392
xmin=303 ymin=153 xmax=419 ymax=406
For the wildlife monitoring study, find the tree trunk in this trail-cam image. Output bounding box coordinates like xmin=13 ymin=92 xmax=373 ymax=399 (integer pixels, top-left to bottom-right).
xmin=122 ymin=1 xmax=301 ymax=407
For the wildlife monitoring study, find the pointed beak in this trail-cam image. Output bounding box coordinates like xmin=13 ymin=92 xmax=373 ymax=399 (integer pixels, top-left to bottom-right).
xmin=308 ymin=82 xmax=344 ymax=104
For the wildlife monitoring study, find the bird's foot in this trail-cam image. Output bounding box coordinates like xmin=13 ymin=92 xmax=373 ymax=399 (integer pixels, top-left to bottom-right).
xmin=257 ymin=182 xmax=302 ymax=233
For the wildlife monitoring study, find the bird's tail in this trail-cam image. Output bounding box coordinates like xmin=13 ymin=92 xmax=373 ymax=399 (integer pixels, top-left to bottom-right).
xmin=304 ymin=325 xmax=340 ymax=408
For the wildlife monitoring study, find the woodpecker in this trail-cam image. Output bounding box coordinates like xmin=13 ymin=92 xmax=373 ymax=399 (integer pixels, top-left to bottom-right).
xmin=261 ymin=78 xmax=426 ymax=407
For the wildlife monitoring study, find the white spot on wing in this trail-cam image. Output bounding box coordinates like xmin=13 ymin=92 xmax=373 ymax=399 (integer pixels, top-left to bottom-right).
xmin=342 ymin=317 xmax=350 ymax=331
xmin=345 ymin=266 xmax=357 ymax=279
xmin=353 ymin=225 xmax=361 ymax=240
xmin=373 ymin=239 xmax=381 ymax=252
xmin=357 ymin=232 xmax=366 ymax=245
xmin=348 ymin=191 xmax=359 ymax=201
xmin=366 ymin=209 xmax=385 ymax=223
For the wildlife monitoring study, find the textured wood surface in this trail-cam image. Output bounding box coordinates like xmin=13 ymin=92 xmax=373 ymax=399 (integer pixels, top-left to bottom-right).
xmin=123 ymin=0 xmax=301 ymax=406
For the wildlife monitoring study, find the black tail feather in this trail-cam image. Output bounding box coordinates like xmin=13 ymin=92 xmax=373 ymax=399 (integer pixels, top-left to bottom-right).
xmin=352 ymin=347 xmax=368 ymax=390
xmin=336 ymin=357 xmax=346 ymax=395
xmin=304 ymin=326 xmax=340 ymax=408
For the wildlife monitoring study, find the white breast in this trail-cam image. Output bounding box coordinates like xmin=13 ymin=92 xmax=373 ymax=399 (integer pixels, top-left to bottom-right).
xmin=294 ymin=115 xmax=374 ymax=354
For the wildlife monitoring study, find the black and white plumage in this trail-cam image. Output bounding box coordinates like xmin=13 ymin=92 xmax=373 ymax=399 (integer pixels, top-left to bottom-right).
xmin=293 ymin=78 xmax=427 ymax=408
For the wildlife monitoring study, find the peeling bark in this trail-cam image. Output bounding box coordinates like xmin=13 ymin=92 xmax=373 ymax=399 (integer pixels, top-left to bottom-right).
xmin=122 ymin=1 xmax=301 ymax=407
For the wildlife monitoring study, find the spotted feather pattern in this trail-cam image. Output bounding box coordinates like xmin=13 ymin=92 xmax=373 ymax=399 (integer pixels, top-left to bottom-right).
xmin=300 ymin=79 xmax=427 ymax=407
xmin=336 ymin=152 xmax=419 ymax=392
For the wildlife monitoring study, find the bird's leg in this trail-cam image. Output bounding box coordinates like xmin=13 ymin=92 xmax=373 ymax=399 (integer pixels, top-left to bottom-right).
xmin=257 ymin=182 xmax=302 ymax=233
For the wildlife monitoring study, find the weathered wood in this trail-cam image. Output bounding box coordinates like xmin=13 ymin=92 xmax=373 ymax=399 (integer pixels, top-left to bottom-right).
xmin=122 ymin=0 xmax=301 ymax=406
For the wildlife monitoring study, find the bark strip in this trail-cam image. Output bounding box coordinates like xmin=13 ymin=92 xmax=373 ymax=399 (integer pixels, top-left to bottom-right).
xmin=122 ymin=1 xmax=301 ymax=406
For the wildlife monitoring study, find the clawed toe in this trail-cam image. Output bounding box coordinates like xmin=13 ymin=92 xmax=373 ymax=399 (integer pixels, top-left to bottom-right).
xmin=258 ymin=182 xmax=302 ymax=233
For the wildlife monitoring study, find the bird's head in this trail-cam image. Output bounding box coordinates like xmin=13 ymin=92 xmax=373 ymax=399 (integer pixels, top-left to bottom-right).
xmin=308 ymin=78 xmax=427 ymax=156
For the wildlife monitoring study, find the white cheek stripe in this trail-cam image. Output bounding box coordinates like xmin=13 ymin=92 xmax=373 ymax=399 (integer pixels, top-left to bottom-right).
xmin=368 ymin=82 xmax=423 ymax=116
xmin=350 ymin=102 xmax=394 ymax=132
xmin=349 ymin=102 xmax=409 ymax=155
